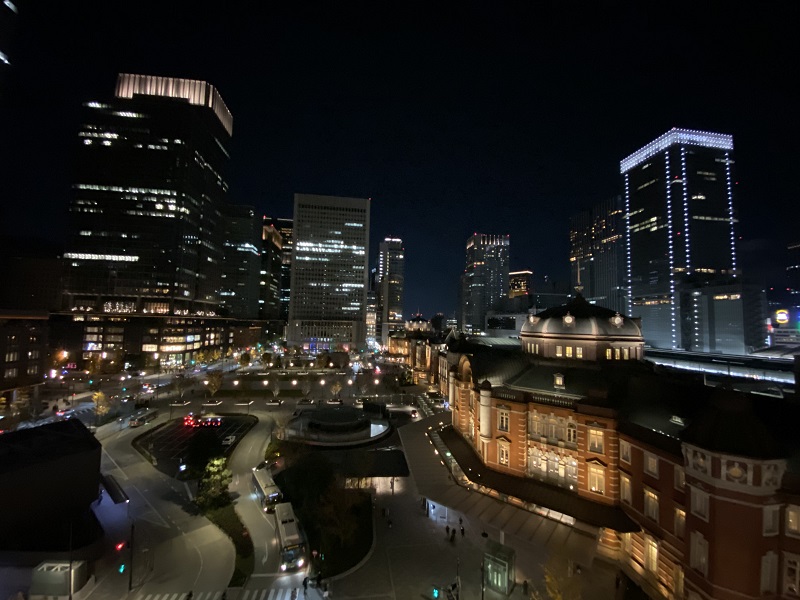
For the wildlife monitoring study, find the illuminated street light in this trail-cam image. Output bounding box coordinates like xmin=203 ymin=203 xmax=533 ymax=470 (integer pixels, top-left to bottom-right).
xmin=233 ymin=380 xmax=239 ymax=386
xmin=262 ymin=380 xmax=268 ymax=386
xmin=292 ymin=379 xmax=297 ymax=386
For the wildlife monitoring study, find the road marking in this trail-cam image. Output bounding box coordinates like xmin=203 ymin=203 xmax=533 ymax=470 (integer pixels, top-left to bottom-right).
xmin=262 ymin=541 xmax=269 ymax=565
xmin=129 ymin=485 xmax=170 ymax=528
xmin=101 ymin=447 xmax=129 ymax=480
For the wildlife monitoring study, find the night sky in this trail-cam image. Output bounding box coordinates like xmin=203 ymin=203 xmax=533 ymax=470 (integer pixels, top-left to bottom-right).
xmin=1 ymin=1 xmax=798 ymax=318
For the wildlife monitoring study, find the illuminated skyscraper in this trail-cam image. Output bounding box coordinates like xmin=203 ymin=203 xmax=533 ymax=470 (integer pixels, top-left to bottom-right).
xmin=460 ymin=233 xmax=510 ymax=333
xmin=569 ymin=196 xmax=626 ymax=313
xmin=509 ymin=270 xmax=533 ymax=299
xmin=621 ymin=128 xmax=738 ymax=349
xmin=287 ymin=194 xmax=370 ymax=351
xmin=263 ymin=216 xmax=293 ymax=322
xmin=63 ymin=74 xmax=232 ymax=317
xmin=220 ymin=205 xmax=260 ymax=319
xmin=259 ymin=220 xmax=283 ymax=322
xmin=377 ymin=237 xmax=404 ymax=344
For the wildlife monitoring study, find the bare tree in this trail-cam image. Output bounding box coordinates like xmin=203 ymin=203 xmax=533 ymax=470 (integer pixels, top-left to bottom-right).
xmin=269 ymin=379 xmax=281 ymax=403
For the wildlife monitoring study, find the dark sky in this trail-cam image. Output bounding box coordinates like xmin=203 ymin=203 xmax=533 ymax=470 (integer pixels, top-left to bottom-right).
xmin=1 ymin=1 xmax=798 ymax=318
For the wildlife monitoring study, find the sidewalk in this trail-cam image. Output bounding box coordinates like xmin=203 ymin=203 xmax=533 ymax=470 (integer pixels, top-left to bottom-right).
xmin=325 ymin=415 xmax=617 ymax=600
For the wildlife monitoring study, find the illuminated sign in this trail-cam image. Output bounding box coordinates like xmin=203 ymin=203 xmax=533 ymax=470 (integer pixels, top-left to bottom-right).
xmin=776 ymin=310 xmax=790 ymax=324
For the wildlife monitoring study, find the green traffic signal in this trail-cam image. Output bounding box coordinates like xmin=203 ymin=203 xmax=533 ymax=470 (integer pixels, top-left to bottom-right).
xmin=118 ymin=564 xmax=126 ymax=573
xmin=432 ymin=588 xmax=439 ymax=599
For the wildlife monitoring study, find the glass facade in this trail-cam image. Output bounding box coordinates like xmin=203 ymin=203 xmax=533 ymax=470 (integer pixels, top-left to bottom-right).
xmin=287 ymin=194 xmax=370 ymax=350
xmin=63 ymin=74 xmax=232 ymax=317
xmin=621 ymin=129 xmax=738 ymax=349
xmin=460 ymin=234 xmax=510 ymax=333
xmin=377 ymin=237 xmax=404 ymax=343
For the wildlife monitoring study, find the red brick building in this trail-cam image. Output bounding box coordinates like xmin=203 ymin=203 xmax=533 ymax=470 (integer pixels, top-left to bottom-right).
xmin=445 ymin=296 xmax=800 ymax=599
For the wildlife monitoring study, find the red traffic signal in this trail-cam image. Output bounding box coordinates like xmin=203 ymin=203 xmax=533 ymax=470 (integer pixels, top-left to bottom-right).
xmin=115 ymin=541 xmax=126 ymax=551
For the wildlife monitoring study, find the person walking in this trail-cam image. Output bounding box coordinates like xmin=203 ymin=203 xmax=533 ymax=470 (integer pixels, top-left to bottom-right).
xmin=446 ymin=525 xmax=450 ymax=536
xmin=460 ymin=525 xmax=465 ymax=537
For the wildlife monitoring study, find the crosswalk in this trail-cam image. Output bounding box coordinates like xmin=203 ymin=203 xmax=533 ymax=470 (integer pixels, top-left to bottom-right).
xmin=134 ymin=589 xmax=316 ymax=600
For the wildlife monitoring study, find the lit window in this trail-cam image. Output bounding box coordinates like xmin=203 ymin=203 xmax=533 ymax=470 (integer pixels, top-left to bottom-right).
xmin=674 ymin=466 xmax=686 ymax=489
xmin=498 ymin=410 xmax=509 ymax=432
xmin=614 ymin=348 xmax=621 ymax=359
xmin=620 ymin=439 xmax=631 ymax=464
xmin=644 ymin=489 xmax=659 ymax=522
xmin=565 ymin=346 xmax=573 ymax=358
xmin=499 ymin=444 xmax=509 ymax=466
xmin=576 ymin=347 xmax=583 ymax=358
xmin=589 ymin=465 xmax=605 ymax=494
xmin=674 ymin=509 xmax=686 ymax=539
xmin=588 ymin=429 xmax=604 ymax=454
xmin=605 ymin=348 xmax=612 ymax=360
xmin=674 ymin=566 xmax=685 ymax=597
xmin=787 ymin=505 xmax=800 ymax=535
xmin=690 ymin=486 xmax=709 ymax=521
xmin=644 ymin=452 xmax=659 ymax=478
xmin=623 ymin=347 xmax=630 ymax=359
xmin=556 ymin=345 xmax=563 ymax=358
xmin=554 ymin=374 xmax=564 ymax=389
xmin=621 ymin=473 xmax=632 ymax=504
xmin=645 ymin=536 xmax=658 ymax=574
xmin=567 ymin=422 xmax=577 ymax=444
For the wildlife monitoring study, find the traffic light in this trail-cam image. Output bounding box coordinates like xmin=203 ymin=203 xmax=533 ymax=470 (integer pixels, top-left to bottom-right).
xmin=432 ymin=588 xmax=440 ymax=599
xmin=118 ymin=563 xmax=126 ymax=574
xmin=115 ymin=541 xmax=125 ymax=551
xmin=89 ymin=379 xmax=94 ymax=385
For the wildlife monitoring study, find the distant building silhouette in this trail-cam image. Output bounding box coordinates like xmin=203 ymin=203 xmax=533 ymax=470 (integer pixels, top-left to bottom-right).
xmin=460 ymin=233 xmax=510 ymax=334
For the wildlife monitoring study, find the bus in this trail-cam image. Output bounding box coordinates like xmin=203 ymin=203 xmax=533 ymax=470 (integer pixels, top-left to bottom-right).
xmin=129 ymin=408 xmax=159 ymax=427
xmin=274 ymin=502 xmax=307 ymax=572
xmin=252 ymin=466 xmax=282 ymax=512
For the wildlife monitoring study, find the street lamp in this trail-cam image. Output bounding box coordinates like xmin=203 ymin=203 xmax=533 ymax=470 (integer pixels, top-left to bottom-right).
xmin=154 ymin=353 xmax=160 ymax=403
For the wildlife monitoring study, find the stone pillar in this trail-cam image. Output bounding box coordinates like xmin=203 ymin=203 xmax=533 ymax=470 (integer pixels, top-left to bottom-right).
xmin=479 ymin=382 xmax=492 ymax=440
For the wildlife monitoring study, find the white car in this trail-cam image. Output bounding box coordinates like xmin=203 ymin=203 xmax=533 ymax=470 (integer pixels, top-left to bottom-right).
xmin=222 ymin=435 xmax=236 ymax=446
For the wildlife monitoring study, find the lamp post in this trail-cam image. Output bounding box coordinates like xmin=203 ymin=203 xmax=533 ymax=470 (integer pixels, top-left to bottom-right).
xmin=154 ymin=353 xmax=160 ymax=403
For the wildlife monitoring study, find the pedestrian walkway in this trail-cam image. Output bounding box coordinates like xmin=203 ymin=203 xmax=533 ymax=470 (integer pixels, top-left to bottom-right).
xmin=132 ymin=589 xmax=324 ymax=600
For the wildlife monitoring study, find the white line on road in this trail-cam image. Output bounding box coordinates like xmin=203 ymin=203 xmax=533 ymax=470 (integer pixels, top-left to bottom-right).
xmin=129 ymin=484 xmax=170 ymax=528
xmin=102 ymin=447 xmax=129 ymax=480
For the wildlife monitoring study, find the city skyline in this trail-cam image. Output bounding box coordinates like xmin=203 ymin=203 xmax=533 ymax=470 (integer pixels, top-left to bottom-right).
xmin=1 ymin=2 xmax=798 ymax=319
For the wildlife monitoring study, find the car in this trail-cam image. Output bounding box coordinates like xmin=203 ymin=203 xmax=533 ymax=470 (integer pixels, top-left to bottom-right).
xmin=326 ymin=397 xmax=343 ymax=405
xmin=298 ymin=398 xmax=315 ymax=405
xmin=411 ymin=409 xmax=418 ymax=418
xmin=222 ymin=435 xmax=236 ymax=446
xmin=266 ymin=398 xmax=283 ymax=405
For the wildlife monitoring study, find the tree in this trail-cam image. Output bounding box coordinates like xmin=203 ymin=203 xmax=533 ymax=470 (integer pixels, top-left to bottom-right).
xmin=195 ymin=457 xmax=233 ymax=510
xmin=317 ymin=484 xmax=359 ymax=548
xmin=269 ymin=379 xmax=281 ymax=402
xmin=93 ymin=390 xmax=110 ymax=425
xmin=175 ymin=375 xmax=194 ymax=399
xmin=301 ymin=378 xmax=312 ymax=402
xmin=530 ymin=553 xmax=582 ymax=600
xmin=239 ymin=352 xmax=251 ymax=367
xmin=329 ymin=379 xmax=343 ymax=400
xmin=206 ymin=371 xmax=224 ymax=398
xmin=355 ymin=372 xmax=370 ymax=396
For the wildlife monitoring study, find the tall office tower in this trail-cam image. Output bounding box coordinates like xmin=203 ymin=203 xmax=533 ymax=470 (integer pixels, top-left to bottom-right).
xmin=263 ymin=216 xmax=293 ymax=322
xmin=259 ymin=221 xmax=283 ymax=321
xmin=788 ymin=241 xmax=800 ymax=298
xmin=287 ymin=194 xmax=370 ymax=351
xmin=377 ymin=237 xmax=405 ymax=344
xmin=63 ymin=74 xmax=232 ymax=316
xmin=460 ymin=234 xmax=510 ymax=333
xmin=621 ymin=129 xmax=737 ymax=349
xmin=365 ymin=288 xmax=377 ymax=344
xmin=220 ymin=205 xmax=260 ymax=319
xmin=569 ymin=196 xmax=626 ymax=313
xmin=509 ymin=270 xmax=533 ymax=298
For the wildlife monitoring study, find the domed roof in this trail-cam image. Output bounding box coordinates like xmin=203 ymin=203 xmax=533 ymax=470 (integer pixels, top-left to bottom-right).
xmin=520 ymin=295 xmax=642 ymax=338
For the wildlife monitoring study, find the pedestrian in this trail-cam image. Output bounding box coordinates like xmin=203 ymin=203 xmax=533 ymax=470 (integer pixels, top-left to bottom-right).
xmin=187 ymin=592 xmax=193 ymax=600
xmin=303 ymin=577 xmax=308 ymax=591
xmin=450 ymin=529 xmax=456 ymax=543
xmin=316 ymin=572 xmax=322 ymax=588
xmin=460 ymin=525 xmax=465 ymax=537
xmin=446 ymin=525 xmax=450 ymax=535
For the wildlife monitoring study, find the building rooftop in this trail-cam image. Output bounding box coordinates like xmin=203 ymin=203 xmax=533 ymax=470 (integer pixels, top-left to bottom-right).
xmin=0 ymin=419 xmax=100 ymax=474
